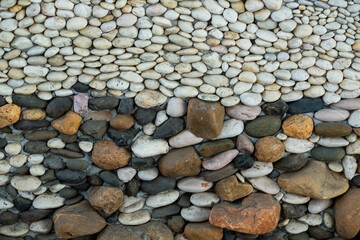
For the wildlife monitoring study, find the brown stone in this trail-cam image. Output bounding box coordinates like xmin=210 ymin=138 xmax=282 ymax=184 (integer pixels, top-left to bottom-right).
xmin=187 ymin=99 xmax=224 ymax=139
xmin=0 ymin=104 xmax=21 ymax=128
xmin=209 ymin=193 xmax=281 ymax=235
xmin=110 ymin=114 xmax=134 ymax=130
xmin=214 ymin=175 xmax=253 ymax=201
xmin=98 ymin=225 xmax=142 ymax=240
xmin=354 ymin=127 xmax=360 ymax=137
xmin=158 ymin=146 xmax=201 ymax=178
xmin=278 ymin=160 xmax=349 ymax=199
xmin=89 ymin=186 xmax=123 ymax=214
xmin=236 ymin=134 xmax=254 ymax=154
xmin=315 ymin=123 xmax=352 ymax=137
xmin=353 ymin=40 xmax=360 ymax=51
xmin=334 ymin=188 xmax=360 ymax=239
xmin=254 ymin=136 xmax=284 ymax=162
xmin=51 ymin=111 xmax=82 ymax=135
xmin=184 ymin=222 xmax=223 ymax=240
xmin=282 ymin=114 xmax=313 ymax=139
xmin=92 ymin=140 xmax=131 ymax=170
xmin=86 ymin=111 xmax=113 ymax=121
xmin=22 ymin=108 xmax=46 ymax=120
xmin=53 ymin=200 xmax=106 ymax=239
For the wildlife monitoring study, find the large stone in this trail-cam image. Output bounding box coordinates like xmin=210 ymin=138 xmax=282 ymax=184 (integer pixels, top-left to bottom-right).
xmin=282 ymin=114 xmax=313 ymax=139
xmin=89 ymin=97 xmax=119 ymax=110
xmin=254 ymin=136 xmax=284 ymax=162
xmin=0 ymin=104 xmax=21 ymax=128
xmin=51 ymin=111 xmax=82 ymax=135
xmin=214 ymin=175 xmax=253 ymax=201
xmin=92 ymin=140 xmax=131 ymax=170
xmin=245 ymin=116 xmax=282 ymax=138
xmin=53 ymin=201 xmax=106 ymax=239
xmin=158 ymin=147 xmax=201 ymax=178
xmin=187 ymin=99 xmax=225 ymax=139
xmin=89 ymin=186 xmax=123 ymax=214
xmin=315 ymin=123 xmax=352 ymax=137
xmin=278 ymin=160 xmax=349 ymax=199
xmin=209 ymin=193 xmax=281 ymax=235
xmin=184 ymin=222 xmax=223 ymax=240
xmin=334 ymin=188 xmax=360 ymax=239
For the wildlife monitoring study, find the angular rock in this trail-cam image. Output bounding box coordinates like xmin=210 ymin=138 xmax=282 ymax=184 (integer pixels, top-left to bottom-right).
xmin=209 ymin=193 xmax=281 ymax=235
xmin=80 ymin=120 xmax=108 ymax=139
xmin=158 ymin=147 xmax=201 ymax=178
xmin=315 ymin=123 xmax=352 ymax=137
xmin=46 ymin=97 xmax=72 ymax=119
xmin=187 ymin=99 xmax=225 ymax=139
xmin=89 ymin=186 xmax=123 ymax=214
xmin=154 ymin=117 xmax=185 ymax=139
xmin=184 ymin=222 xmax=223 ymax=240
xmin=51 ymin=111 xmax=82 ymax=135
xmin=53 ymin=200 xmax=106 ymax=239
xmin=73 ymin=93 xmax=88 ymax=115
xmin=0 ymin=104 xmax=21 ymax=128
xmin=245 ymin=116 xmax=282 ymax=138
xmin=282 ymin=114 xmax=313 ymax=139
xmin=214 ymin=175 xmax=253 ymax=201
xmin=278 ymin=160 xmax=349 ymax=199
xmin=254 ymin=136 xmax=284 ymax=162
xmin=92 ymin=140 xmax=131 ymax=170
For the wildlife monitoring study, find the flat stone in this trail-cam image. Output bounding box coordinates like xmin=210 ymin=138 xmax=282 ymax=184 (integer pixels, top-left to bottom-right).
xmin=110 ymin=114 xmax=134 ymax=130
xmin=0 ymin=104 xmax=21 ymax=128
xmin=154 ymin=117 xmax=185 ymax=139
xmin=278 ymin=160 xmax=349 ymax=199
xmin=245 ymin=116 xmax=282 ymax=138
xmin=248 ymin=176 xmax=280 ymax=194
xmin=0 ymin=222 xmax=29 ymax=237
xmin=24 ymin=141 xmax=49 ymax=154
xmin=241 ymin=161 xmax=273 ymax=178
xmin=274 ymin=153 xmax=309 ymax=171
xmin=146 ymin=190 xmax=179 ymax=208
xmin=158 ymin=147 xmax=201 ymax=178
xmin=214 ymin=119 xmax=244 ymax=140
xmin=314 ymin=109 xmax=350 ymax=122
xmin=55 ymin=169 xmax=86 ymax=184
xmin=214 ymin=175 xmax=253 ymax=201
xmin=332 ymin=99 xmax=360 ymax=110
xmin=169 ymin=130 xmax=203 ymax=148
xmin=46 ymin=97 xmax=72 ymax=119
xmin=80 ymin=120 xmax=108 ymax=139
xmin=141 ymin=176 xmax=176 ymax=195
xmin=11 ymin=175 xmax=41 ymax=192
xmin=25 ymin=130 xmax=58 ymax=141
xmin=283 ymin=138 xmax=314 ymax=153
xmin=190 ymin=193 xmax=220 ymax=207
xmin=177 ymin=177 xmax=213 ymax=193
xmin=89 ymin=186 xmax=123 ymax=214
xmin=262 ymin=100 xmax=289 ymax=117
xmin=22 ymin=108 xmax=46 ymax=121
xmin=86 ymin=111 xmax=113 ymax=121
xmin=53 ymin=200 xmax=106 ymax=238
xmin=98 ymin=225 xmax=142 ymax=240
xmin=187 ymin=99 xmax=225 ymax=139
xmin=181 ymin=206 xmax=211 ymax=222
xmin=202 ymin=149 xmax=238 ymax=170
xmin=33 ymin=194 xmax=65 ymax=209
xmin=288 ymin=98 xmax=324 ymax=114
xmin=131 ymin=135 xmax=169 ymax=158
xmin=184 ymin=222 xmax=223 ymax=240
xmin=152 ymin=204 xmax=180 ymax=218
xmin=92 ymin=140 xmax=131 ymax=170
xmin=0 ymin=211 xmax=18 ymax=225
xmin=135 ymin=90 xmax=167 ymax=108
xmin=311 ymin=147 xmax=345 ymax=161
xmin=282 ymin=114 xmax=313 ymax=139
xmin=19 ymin=209 xmax=52 ymax=222
xmin=51 ymin=111 xmax=82 ymax=135
xmin=50 ymin=149 xmax=84 ymax=159
xmin=236 ymin=134 xmax=254 ymax=154
xmin=254 ymin=136 xmax=284 ymax=162
xmin=203 ymin=163 xmax=238 ymax=182
xmin=89 ymin=97 xmax=120 ymax=110
xmin=12 ymin=94 xmax=47 ymax=108
xmin=14 ymin=120 xmax=50 ymax=131
xmin=315 ymin=123 xmax=352 ymax=137
xmin=209 ymin=193 xmax=281 ymax=235
xmin=196 ymin=139 xmax=235 ymax=157
xmin=226 ymin=104 xmax=261 ymax=120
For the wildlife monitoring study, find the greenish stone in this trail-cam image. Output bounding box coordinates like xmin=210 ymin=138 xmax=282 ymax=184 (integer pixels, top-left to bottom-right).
xmin=66 ymin=159 xmax=89 ymax=171
xmin=315 ymin=122 xmax=352 ymax=137
xmin=311 ymin=147 xmax=345 ymax=162
xmin=195 ymin=139 xmax=235 ymax=157
xmin=288 ymin=232 xmax=309 ymax=240
xmin=245 ymin=116 xmax=282 ymax=138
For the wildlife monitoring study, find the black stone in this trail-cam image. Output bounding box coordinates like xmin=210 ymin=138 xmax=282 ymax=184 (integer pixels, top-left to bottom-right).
xmin=100 ymin=171 xmax=125 ymax=190
xmin=50 ymin=149 xmax=84 ymax=158
xmin=40 ymin=170 xmax=56 ymax=182
xmin=0 ymin=96 xmax=6 ymax=107
xmin=0 ymin=186 xmax=15 ymax=201
xmin=65 ymin=195 xmax=84 ymax=205
xmin=72 ymin=182 xmax=90 ymax=191
xmin=46 ymin=97 xmax=73 ymax=119
xmin=59 ymin=188 xmax=78 ymax=199
xmin=308 ymin=226 xmax=334 ymax=240
xmin=202 ymin=163 xmax=238 ymax=182
xmin=259 ymin=228 xmax=285 ymax=240
xmin=66 ymin=159 xmax=89 ymax=171
xmin=269 ymin=170 xmax=280 ymax=179
xmin=80 ymin=120 xmax=108 ymax=139
xmin=262 ymin=100 xmax=289 ymax=117
xmin=153 ymin=117 xmax=185 ymax=139
xmin=60 ymin=134 xmax=77 ymax=143
xmin=134 ymin=108 xmax=156 ymax=125
xmin=23 ymin=141 xmax=49 ymax=154
xmin=12 ymin=166 xmax=29 ymax=175
xmin=0 ymin=127 xmax=11 ymax=133
xmin=282 ymin=203 xmax=307 ymax=219
xmin=0 ymin=138 xmax=7 ymax=148
xmin=126 ymin=177 xmax=140 ymax=196
xmin=12 ymin=94 xmax=47 ymax=108
xmin=14 ymin=120 xmax=50 ymax=131
xmin=152 ymin=204 xmax=180 ymax=218
xmin=55 ymin=169 xmax=87 ymax=184
xmin=0 ymin=211 xmax=18 ymax=225
xmin=88 ymin=175 xmax=103 ymax=186
xmin=118 ymin=98 xmax=135 ymax=114
xmin=14 ymin=196 xmax=32 ymax=211
xmin=167 ymin=215 xmax=185 ymax=233
xmin=43 ymin=179 xmax=59 ymax=187
xmin=141 ymin=176 xmax=176 ymax=195
xmin=25 ymin=130 xmax=58 ymax=141
xmin=234 ymin=154 xmax=255 ymax=170
xmin=89 ymin=96 xmax=119 ymax=110
xmin=130 ymin=157 xmax=154 ymax=170
xmin=351 ymin=175 xmax=360 ymax=188
xmin=72 ymin=82 xmax=90 ymax=93
xmin=107 ymin=127 xmax=139 ymax=147
xmin=43 ymin=156 xmax=65 ymax=170
xmin=65 ymin=143 xmax=81 ymax=152
xmin=35 ymin=233 xmax=64 ymax=240
xmin=288 ymin=98 xmax=324 ymax=114
xmin=274 ymin=153 xmax=309 ymax=172
xmin=288 ymin=233 xmax=309 ymax=240
xmin=177 ymin=193 xmax=191 ymax=208
xmin=224 ymin=229 xmax=237 ymax=240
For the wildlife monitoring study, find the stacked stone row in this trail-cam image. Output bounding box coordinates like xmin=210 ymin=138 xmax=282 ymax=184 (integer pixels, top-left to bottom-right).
xmin=1 ymin=0 xmax=360 ymax=106
xmin=1 ymin=91 xmax=360 ymax=239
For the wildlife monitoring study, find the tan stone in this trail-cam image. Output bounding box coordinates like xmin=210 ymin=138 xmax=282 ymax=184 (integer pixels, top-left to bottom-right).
xmin=89 ymin=186 xmax=123 ymax=214
xmin=86 ymin=111 xmax=113 ymax=121
xmin=51 ymin=111 xmax=82 ymax=135
xmin=214 ymin=175 xmax=253 ymax=201
xmin=92 ymin=140 xmax=131 ymax=170
xmin=282 ymin=114 xmax=313 ymax=139
xmin=184 ymin=222 xmax=223 ymax=240
xmin=231 ymin=1 xmax=245 ymax=12
xmin=22 ymin=108 xmax=46 ymax=121
xmin=254 ymin=136 xmax=284 ymax=162
xmin=353 ymin=40 xmax=360 ymax=51
xmin=110 ymin=114 xmax=134 ymax=130
xmin=0 ymin=104 xmax=21 ymax=128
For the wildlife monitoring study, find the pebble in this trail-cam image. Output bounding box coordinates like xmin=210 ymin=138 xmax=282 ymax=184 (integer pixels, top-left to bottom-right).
xmin=32 ymin=194 xmax=65 ymax=209
xmin=248 ymin=176 xmax=280 ymax=194
xmin=308 ymin=199 xmax=333 ymax=214
xmin=181 ymin=206 xmax=211 ymax=222
xmin=190 ymin=193 xmax=220 ymax=207
xmin=117 ymin=167 xmax=137 ymax=183
xmin=177 ymin=177 xmax=213 ymax=193
xmin=131 ymin=135 xmax=169 ymax=158
xmin=137 ymin=168 xmax=158 ymax=181
xmin=146 ymin=190 xmax=180 ymax=208
xmin=241 ymin=161 xmax=273 ymax=178
xmin=202 ymin=149 xmax=238 ymax=170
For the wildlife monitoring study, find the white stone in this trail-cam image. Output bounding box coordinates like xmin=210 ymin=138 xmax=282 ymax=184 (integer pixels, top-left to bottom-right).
xmin=11 ymin=175 xmax=41 ymax=192
xmin=0 ymin=197 xmax=14 ymax=210
xmin=137 ymin=168 xmax=158 ymax=181
xmin=342 ymin=155 xmax=357 ymax=180
xmin=146 ymin=190 xmax=179 ymax=208
xmin=241 ymin=161 xmax=273 ymax=178
xmin=308 ymin=199 xmax=332 ymax=214
xmin=118 ymin=210 xmax=151 ymax=226
xmin=181 ymin=206 xmax=211 ymax=222
xmin=5 ymin=142 xmax=22 ymax=155
xmin=119 ymin=196 xmax=146 ymax=213
xmin=284 ymin=138 xmax=314 ymax=153
xmin=317 ymin=137 xmax=349 ymax=147
xmin=44 ymin=17 xmax=66 ymax=30
xmin=131 ymin=135 xmax=169 ymax=158
xmin=66 ymin=17 xmax=87 ymax=30
xmin=285 ymin=220 xmax=309 ymax=234
xmin=240 ymin=92 xmax=262 ymax=106
xmin=298 ymin=214 xmax=322 ymax=226
xmin=190 ymin=193 xmax=220 ymax=207
xmin=282 ymin=193 xmax=310 ymax=204
xmin=256 ymin=29 xmax=278 ymax=42
xmin=32 ymin=194 xmax=65 ymax=209
xmin=248 ymin=176 xmax=280 ymax=194
xmin=117 ymin=167 xmax=137 ymax=183
xmin=0 ymin=222 xmax=29 ymax=237
xmin=29 ymin=219 xmax=53 ymax=234
xmin=348 ymin=110 xmax=360 ymax=127
xmin=245 ymin=0 xmax=264 ymax=12
xmin=214 ymin=119 xmax=244 ymax=139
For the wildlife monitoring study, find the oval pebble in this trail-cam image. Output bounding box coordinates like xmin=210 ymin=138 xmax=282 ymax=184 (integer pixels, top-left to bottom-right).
xmin=180 ymin=205 xmax=211 ymax=222
xmin=190 ymin=192 xmax=220 ymax=207
xmin=282 ymin=193 xmax=311 ymax=204
xmin=118 ymin=210 xmax=151 ymax=226
xmin=202 ymin=149 xmax=239 ymax=170
xmin=146 ymin=190 xmax=179 ymax=208
xmin=177 ymin=177 xmax=213 ymax=193
xmin=240 ymin=161 xmax=273 ymax=178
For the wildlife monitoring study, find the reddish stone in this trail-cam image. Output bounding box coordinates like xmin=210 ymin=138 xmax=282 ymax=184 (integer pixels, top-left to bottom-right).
xmin=92 ymin=140 xmax=131 ymax=170
xmin=209 ymin=193 xmax=280 ymax=235
xmin=214 ymin=175 xmax=253 ymax=201
xmin=187 ymin=99 xmax=224 ymax=139
xmin=89 ymin=186 xmax=123 ymax=214
xmin=184 ymin=222 xmax=223 ymax=240
xmin=74 ymin=93 xmax=88 ymax=115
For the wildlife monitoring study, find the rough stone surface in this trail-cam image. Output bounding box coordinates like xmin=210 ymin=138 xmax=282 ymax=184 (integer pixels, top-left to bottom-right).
xmin=254 ymin=136 xmax=285 ymax=162
xmin=92 ymin=140 xmax=131 ymax=170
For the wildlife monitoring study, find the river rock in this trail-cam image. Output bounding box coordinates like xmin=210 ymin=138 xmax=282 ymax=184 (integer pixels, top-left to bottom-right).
xmin=146 ymin=190 xmax=179 ymax=208
xmin=135 ymin=90 xmax=167 ymax=108
xmin=314 ymin=109 xmax=350 ymax=122
xmin=141 ymin=176 xmax=176 ymax=195
xmin=46 ymin=97 xmax=73 ymax=119
xmin=262 ymin=100 xmax=289 ymax=117
xmin=226 ymin=104 xmax=261 ymax=120
xmin=92 ymin=140 xmax=131 ymax=170
xmin=154 ymin=117 xmax=185 ymax=139
xmin=333 ymin=99 xmax=360 ymax=110
xmin=203 ymin=163 xmax=238 ymax=182
xmin=177 ymin=177 xmax=213 ymax=193
xmin=184 ymin=222 xmax=223 ymax=240
xmin=196 ymin=139 xmax=235 ymax=157
xmin=190 ymin=193 xmax=220 ymax=207
xmin=11 ymin=175 xmax=41 ymax=192
xmin=245 ymin=116 xmax=282 ymax=138
xmin=254 ymin=136 xmax=284 ymax=162
xmin=169 ymin=130 xmax=203 ymax=148
xmin=89 ymin=186 xmax=123 ymax=214
xmin=0 ymin=222 xmax=29 ymax=237
xmin=89 ymin=96 xmax=120 ymax=110
xmin=241 ymin=161 xmax=273 ymax=178
xmin=282 ymin=114 xmax=313 ymax=139
xmin=248 ymin=176 xmax=280 ymax=195
xmin=311 ymin=147 xmax=345 ymax=161
xmin=33 ymin=194 xmax=65 ymax=209
xmin=181 ymin=206 xmax=211 ymax=222
xmin=202 ymin=149 xmax=238 ymax=170
xmin=214 ymin=175 xmax=253 ymax=201
xmin=283 ymin=138 xmax=315 ymax=153
xmin=288 ymin=98 xmax=324 ymax=114
xmin=236 ymin=134 xmax=254 ymax=154
xmin=315 ymin=123 xmax=352 ymax=137
xmin=25 ymin=130 xmax=58 ymax=141
xmin=80 ymin=120 xmax=108 ymax=139
xmin=12 ymin=94 xmax=47 ymax=108
xmin=134 ymin=108 xmax=156 ymax=126
xmin=274 ymin=153 xmax=309 ymax=171
xmin=51 ymin=111 xmax=82 ymax=135
xmin=0 ymin=104 xmax=21 ymax=128
xmin=131 ymin=135 xmax=169 ymax=157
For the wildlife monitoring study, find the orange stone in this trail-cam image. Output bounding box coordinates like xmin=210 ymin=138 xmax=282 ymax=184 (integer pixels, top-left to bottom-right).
xmin=209 ymin=193 xmax=281 ymax=235
xmin=0 ymin=104 xmax=21 ymax=128
xmin=184 ymin=222 xmax=223 ymax=240
xmin=51 ymin=111 xmax=82 ymax=135
xmin=282 ymin=114 xmax=313 ymax=139
xmin=254 ymin=136 xmax=284 ymax=162
xmin=334 ymin=188 xmax=360 ymax=239
xmin=22 ymin=108 xmax=46 ymax=120
xmin=110 ymin=114 xmax=135 ymax=130
xmin=214 ymin=175 xmax=253 ymax=201
xmin=92 ymin=140 xmax=131 ymax=170
xmin=89 ymin=186 xmax=123 ymax=214
xmin=187 ymin=99 xmax=224 ymax=139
